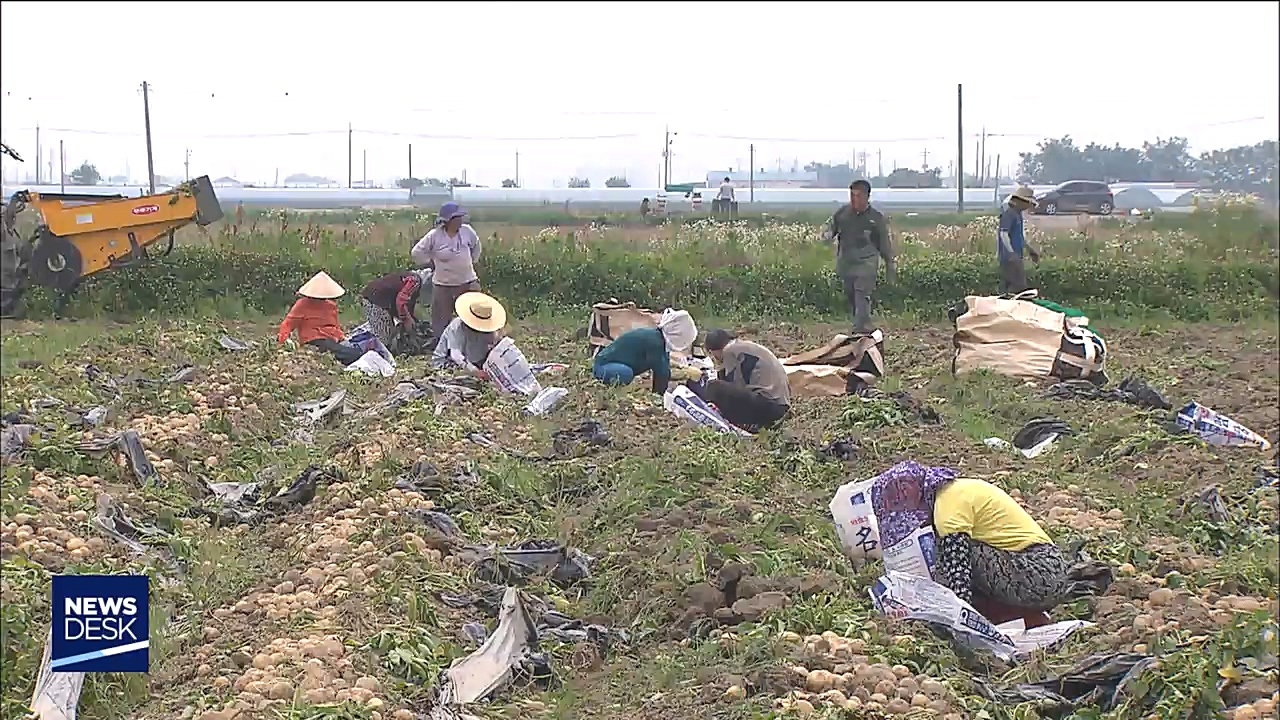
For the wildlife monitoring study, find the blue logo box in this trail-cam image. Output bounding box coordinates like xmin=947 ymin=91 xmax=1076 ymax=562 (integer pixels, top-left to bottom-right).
xmin=51 ymin=574 xmax=150 ymax=673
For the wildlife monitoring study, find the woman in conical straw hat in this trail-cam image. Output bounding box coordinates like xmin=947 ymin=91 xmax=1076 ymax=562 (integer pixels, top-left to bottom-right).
xmin=431 ymin=291 xmax=507 ymax=376
xmin=278 ymin=271 xmax=363 ymax=364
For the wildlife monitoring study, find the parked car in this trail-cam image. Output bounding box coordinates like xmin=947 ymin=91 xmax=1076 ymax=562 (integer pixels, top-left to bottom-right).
xmin=1032 ymin=181 xmax=1115 ymax=216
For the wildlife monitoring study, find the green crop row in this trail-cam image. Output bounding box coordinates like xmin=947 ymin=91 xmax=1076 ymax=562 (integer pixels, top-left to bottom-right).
xmin=20 ymin=231 xmax=1278 ymax=322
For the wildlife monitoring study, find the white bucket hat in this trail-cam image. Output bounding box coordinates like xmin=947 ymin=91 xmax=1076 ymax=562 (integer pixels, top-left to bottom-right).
xmin=297 ymin=271 xmax=345 ymax=299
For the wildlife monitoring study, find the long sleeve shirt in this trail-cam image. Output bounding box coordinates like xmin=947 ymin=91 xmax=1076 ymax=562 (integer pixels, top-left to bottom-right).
xmin=432 ymin=317 xmax=497 ymax=370
xmin=720 ymin=340 xmax=791 ymax=405
xmin=360 ymin=272 xmax=424 ymax=325
xmin=410 ymin=224 xmax=481 ymax=286
xmin=997 ymin=205 xmax=1033 ymax=262
xmin=594 ymin=327 xmax=671 ymax=393
xmin=826 ymin=204 xmax=895 ymax=279
xmin=277 ymin=298 xmax=346 ymax=345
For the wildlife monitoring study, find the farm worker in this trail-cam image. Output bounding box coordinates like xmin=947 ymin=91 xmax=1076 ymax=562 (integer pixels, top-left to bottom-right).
xmin=824 ymin=179 xmax=895 ymax=336
xmin=715 ymin=176 xmax=735 ymax=215
xmin=692 ymin=329 xmax=791 ymax=433
xmin=359 ymin=269 xmax=433 ymax=348
xmin=410 ymin=201 xmax=482 ymax=340
xmin=592 ymin=309 xmax=699 ymax=394
xmin=277 ymin=271 xmax=364 ymax=365
xmin=870 ymin=461 xmax=1072 ymax=627
xmin=998 ymin=186 xmax=1042 ymax=294
xmin=432 ymin=291 xmax=507 ymax=376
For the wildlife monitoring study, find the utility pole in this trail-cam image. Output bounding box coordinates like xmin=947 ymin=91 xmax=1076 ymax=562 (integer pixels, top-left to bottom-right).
xmin=408 ymin=143 xmax=413 ymax=180
xmin=974 ymin=141 xmax=980 ymax=185
xmin=957 ymin=83 xmax=964 ymax=212
xmin=59 ymin=139 xmax=65 ymax=193
xmin=184 ymin=148 xmax=191 ymax=181
xmin=921 ymin=148 xmax=930 ymax=169
xmin=362 ymin=149 xmax=367 ymax=187
xmin=347 ymin=123 xmax=353 ymax=188
xmin=748 ymin=143 xmax=755 ymax=203
xmin=142 ymin=81 xmax=156 ymax=194
xmin=993 ymin=153 xmax=1002 ymax=208
xmin=877 ymin=149 xmax=883 ymax=179
xmin=662 ymin=126 xmax=669 ymax=187
xmin=979 ymin=126 xmax=987 ymax=187
xmin=35 ymin=124 xmax=40 ymax=184
xmin=515 ymin=150 xmax=520 ymax=187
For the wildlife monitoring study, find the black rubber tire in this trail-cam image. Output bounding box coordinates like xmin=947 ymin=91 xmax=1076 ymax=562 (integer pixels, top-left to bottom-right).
xmin=29 ymin=231 xmax=84 ymax=292
xmin=1098 ymin=201 xmax=1113 ymax=216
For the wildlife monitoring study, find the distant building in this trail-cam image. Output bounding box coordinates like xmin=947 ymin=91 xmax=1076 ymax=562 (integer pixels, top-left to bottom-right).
xmin=704 ymin=169 xmax=818 ymax=189
xmin=212 ymin=176 xmax=244 ymax=188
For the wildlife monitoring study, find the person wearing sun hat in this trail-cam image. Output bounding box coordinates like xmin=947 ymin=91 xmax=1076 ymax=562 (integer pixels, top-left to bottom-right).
xmin=998 ymin=186 xmax=1042 ymax=294
xmin=431 ymin=291 xmax=507 ymax=375
xmin=411 ymin=201 xmax=483 ymax=340
xmin=277 ymin=271 xmax=364 ymax=364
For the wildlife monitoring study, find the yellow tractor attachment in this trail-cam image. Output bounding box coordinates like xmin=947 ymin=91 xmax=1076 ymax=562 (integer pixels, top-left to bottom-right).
xmin=2 ymin=176 xmax=223 ymax=316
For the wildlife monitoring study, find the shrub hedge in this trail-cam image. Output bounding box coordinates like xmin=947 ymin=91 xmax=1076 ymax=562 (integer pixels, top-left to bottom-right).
xmin=19 ymin=236 xmax=1279 ymax=322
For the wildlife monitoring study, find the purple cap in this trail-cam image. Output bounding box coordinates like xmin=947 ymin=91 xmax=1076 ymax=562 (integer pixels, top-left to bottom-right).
xmin=438 ymin=202 xmax=467 ymax=222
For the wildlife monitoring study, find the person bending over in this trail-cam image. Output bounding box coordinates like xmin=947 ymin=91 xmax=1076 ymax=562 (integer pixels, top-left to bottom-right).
xmin=694 ymin=329 xmax=791 ymax=432
xmin=432 ymin=291 xmax=506 ymax=377
xmin=360 ymin=269 xmax=432 ymax=349
xmin=277 ymin=271 xmax=364 ymax=365
xmin=592 ymin=310 xmax=697 ymax=394
xmin=871 ymin=462 xmax=1073 ymax=628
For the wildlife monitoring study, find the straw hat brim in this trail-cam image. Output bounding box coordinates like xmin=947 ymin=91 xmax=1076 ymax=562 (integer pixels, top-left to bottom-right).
xmin=297 ymin=271 xmax=345 ymax=299
xmin=455 ymin=291 xmax=507 ymax=333
xmin=1007 ymin=191 xmax=1038 ymax=206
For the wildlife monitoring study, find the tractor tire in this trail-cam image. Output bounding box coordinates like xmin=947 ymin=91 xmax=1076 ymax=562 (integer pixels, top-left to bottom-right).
xmin=29 ymin=231 xmax=85 ymax=293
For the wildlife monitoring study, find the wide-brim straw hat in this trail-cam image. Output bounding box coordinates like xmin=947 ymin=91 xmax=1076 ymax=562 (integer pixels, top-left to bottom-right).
xmin=297 ymin=271 xmax=345 ymax=299
xmin=455 ymin=291 xmax=507 ymax=333
xmin=1007 ymin=186 xmax=1038 ymax=206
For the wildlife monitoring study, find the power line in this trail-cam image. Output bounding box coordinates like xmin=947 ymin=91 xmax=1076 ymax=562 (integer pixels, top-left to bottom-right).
xmin=1 ymin=126 xmax=642 ymax=142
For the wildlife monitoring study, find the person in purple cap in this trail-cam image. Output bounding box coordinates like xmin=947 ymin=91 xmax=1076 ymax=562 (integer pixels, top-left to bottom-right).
xmin=411 ymin=201 xmax=483 ymax=338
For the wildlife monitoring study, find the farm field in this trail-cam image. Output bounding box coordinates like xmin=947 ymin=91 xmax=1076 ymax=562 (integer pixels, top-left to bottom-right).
xmin=1 ymin=314 xmax=1277 ymax=720
xmin=1 ymin=199 xmax=1277 ymax=720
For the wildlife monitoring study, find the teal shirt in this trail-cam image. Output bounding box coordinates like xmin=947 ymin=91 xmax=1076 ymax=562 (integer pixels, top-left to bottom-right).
xmin=594 ymin=327 xmax=671 ymax=392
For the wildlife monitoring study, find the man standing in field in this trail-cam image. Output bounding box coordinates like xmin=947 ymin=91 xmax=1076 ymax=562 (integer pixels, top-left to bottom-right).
xmin=997 ymin=186 xmax=1041 ymax=294
xmin=716 ymin=175 xmax=736 ymax=217
xmin=825 ymin=179 xmax=895 ymax=335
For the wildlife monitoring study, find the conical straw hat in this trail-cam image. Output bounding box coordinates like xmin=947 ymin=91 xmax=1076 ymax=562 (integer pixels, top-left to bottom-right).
xmin=297 ymin=271 xmax=345 ymax=299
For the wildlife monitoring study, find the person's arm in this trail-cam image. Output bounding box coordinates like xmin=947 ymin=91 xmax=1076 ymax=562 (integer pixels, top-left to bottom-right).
xmin=823 ymin=210 xmax=840 ymax=245
xmin=395 ymin=275 xmax=421 ymax=325
xmin=411 ymin=230 xmax=436 ymax=268
xmin=467 ymin=225 xmax=481 ymax=263
xmin=1024 ymin=228 xmax=1041 ymax=262
xmin=934 ymin=533 xmax=976 ymax=604
xmin=277 ymin=303 xmax=301 ymax=344
xmin=720 ymin=346 xmax=742 ymax=385
xmin=432 ymin=320 xmax=460 ymax=367
xmin=997 ymin=210 xmax=1016 ymax=256
xmin=878 ymin=217 xmax=896 ymax=282
xmin=650 ymin=337 xmax=672 ymax=394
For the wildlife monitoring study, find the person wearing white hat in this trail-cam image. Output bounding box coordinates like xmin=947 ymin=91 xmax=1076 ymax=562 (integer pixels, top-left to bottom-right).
xmin=432 ymin=291 xmax=507 ymax=376
xmin=998 ymin=187 xmax=1042 ymax=294
xmin=278 ymin=271 xmax=364 ymax=364
xmin=591 ymin=309 xmax=699 ymax=394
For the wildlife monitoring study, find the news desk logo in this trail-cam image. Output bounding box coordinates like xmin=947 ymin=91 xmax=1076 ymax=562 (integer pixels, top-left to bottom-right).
xmin=51 ymin=574 xmax=150 ymax=673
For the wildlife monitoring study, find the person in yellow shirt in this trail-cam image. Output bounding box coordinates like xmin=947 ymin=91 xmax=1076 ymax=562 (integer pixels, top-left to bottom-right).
xmin=870 ymin=461 xmax=1071 ymax=614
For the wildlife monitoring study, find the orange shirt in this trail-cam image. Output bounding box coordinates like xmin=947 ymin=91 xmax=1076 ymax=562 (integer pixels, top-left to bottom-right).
xmin=278 ymin=298 xmax=346 ymax=345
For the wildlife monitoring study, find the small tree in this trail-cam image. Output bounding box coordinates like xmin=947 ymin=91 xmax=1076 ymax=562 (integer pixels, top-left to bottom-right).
xmin=397 ymin=177 xmax=425 ymax=189
xmin=501 ymin=178 xmax=517 ymax=188
xmin=69 ymin=161 xmax=101 ymax=186
xmin=605 ymin=175 xmax=630 ymax=188
xmin=568 ymin=176 xmax=590 ymax=188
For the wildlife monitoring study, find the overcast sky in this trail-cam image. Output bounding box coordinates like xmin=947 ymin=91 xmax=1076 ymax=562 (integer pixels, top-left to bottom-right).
xmin=2 ymin=1 xmax=1277 ymax=188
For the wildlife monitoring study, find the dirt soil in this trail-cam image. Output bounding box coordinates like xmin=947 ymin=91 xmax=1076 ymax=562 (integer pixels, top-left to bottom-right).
xmin=0 ymin=315 xmax=1277 ymax=720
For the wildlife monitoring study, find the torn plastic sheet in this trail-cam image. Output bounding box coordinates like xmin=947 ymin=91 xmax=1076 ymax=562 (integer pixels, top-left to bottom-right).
xmin=549 ymin=420 xmax=611 ymax=458
xmin=1 ymin=423 xmax=35 ymax=463
xmin=192 ymin=466 xmax=331 ymax=525
xmin=870 ymin=570 xmax=1091 ymax=662
xmin=974 ymin=652 xmax=1158 ymax=715
xmin=30 ymin=628 xmax=84 ymax=720
xmin=93 ymin=494 xmax=181 ymax=572
xmin=75 ymin=430 xmax=156 ymax=482
xmin=524 ymin=387 xmax=568 ymax=416
xmin=294 ymin=389 xmax=349 ymax=424
xmin=1045 ymin=376 xmax=1171 ymax=411
xmin=346 ymin=349 xmax=396 ymax=377
xmin=459 ymin=540 xmax=595 ymax=589
xmin=1176 ymin=402 xmax=1272 ymax=450
xmin=394 ymin=460 xmax=481 ymax=495
xmin=358 ymin=381 xmax=427 ymax=419
xmin=538 ymin=611 xmax=629 ymax=649
xmin=1185 ymin=485 xmax=1231 ymax=524
xmin=429 ymin=587 xmax=547 ymax=720
xmin=218 ymin=335 xmax=254 ymax=352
